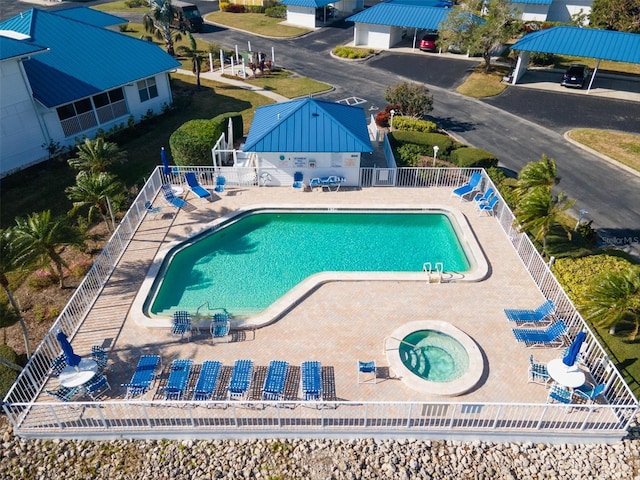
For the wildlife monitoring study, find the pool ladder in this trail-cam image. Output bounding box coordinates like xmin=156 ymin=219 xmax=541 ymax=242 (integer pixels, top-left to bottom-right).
xmin=423 ymin=262 xmax=443 ymax=283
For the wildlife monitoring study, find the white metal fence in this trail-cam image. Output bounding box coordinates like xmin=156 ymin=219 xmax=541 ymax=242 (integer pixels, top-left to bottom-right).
xmin=3 ymin=166 xmax=638 ymax=440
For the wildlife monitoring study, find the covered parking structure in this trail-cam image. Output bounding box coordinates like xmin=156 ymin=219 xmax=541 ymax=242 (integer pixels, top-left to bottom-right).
xmin=510 ymin=26 xmax=640 ymax=92
xmin=280 ymin=0 xmax=364 ymax=29
xmin=346 ymin=0 xmax=456 ymax=50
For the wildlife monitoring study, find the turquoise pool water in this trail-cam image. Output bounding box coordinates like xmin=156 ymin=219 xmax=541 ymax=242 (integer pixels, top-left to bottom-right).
xmin=149 ymin=210 xmax=470 ymax=317
xmin=399 ymin=330 xmax=470 ymax=383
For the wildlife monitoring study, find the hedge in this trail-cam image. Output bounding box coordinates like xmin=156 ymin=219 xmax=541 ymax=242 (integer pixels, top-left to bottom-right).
xmin=389 ymin=131 xmax=454 ymax=157
xmin=449 ymin=147 xmax=498 ymax=168
xmin=392 ymin=116 xmax=438 ymax=133
xmin=0 ymin=344 xmax=19 ymax=400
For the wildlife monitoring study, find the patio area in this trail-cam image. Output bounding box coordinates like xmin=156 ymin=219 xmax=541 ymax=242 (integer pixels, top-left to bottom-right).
xmin=5 ymin=168 xmax=638 ymax=442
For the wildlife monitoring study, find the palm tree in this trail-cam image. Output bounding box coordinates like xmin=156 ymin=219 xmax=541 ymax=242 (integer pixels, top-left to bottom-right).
xmin=514 ymin=154 xmax=560 ymax=200
xmin=0 ymin=228 xmax=31 ymax=359
xmin=68 ymin=137 xmax=127 ymax=173
xmin=515 ymin=188 xmax=575 ymax=256
xmin=177 ymin=32 xmax=205 ymax=88
xmin=12 ymin=211 xmax=77 ymax=289
xmin=580 ymin=267 xmax=640 ymax=340
xmin=144 ymin=0 xmax=182 ymax=57
xmin=66 ymin=171 xmax=124 ymax=233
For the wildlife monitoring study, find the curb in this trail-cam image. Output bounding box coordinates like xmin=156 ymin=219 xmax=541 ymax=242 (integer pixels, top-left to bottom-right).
xmin=563 ymin=131 xmax=640 ymax=179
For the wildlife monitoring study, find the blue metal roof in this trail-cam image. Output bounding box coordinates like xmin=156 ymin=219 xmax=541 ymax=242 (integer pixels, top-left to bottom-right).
xmin=0 ymin=8 xmax=180 ymax=108
xmin=0 ymin=35 xmax=47 ymax=61
xmin=280 ymin=0 xmax=334 ymax=8
xmin=243 ymin=98 xmax=373 ymax=153
xmin=510 ymin=0 xmax=552 ymax=5
xmin=511 ymin=26 xmax=640 ymax=64
xmin=347 ymin=3 xmax=451 ymax=29
xmin=51 ymin=6 xmax=128 ymax=27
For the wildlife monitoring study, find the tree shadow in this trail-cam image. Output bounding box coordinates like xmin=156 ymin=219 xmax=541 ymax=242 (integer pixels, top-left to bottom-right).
xmin=427 ymin=115 xmax=476 ymax=134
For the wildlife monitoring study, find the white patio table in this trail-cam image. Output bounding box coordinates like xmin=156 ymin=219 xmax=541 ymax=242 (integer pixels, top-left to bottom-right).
xmin=547 ymin=358 xmax=586 ymax=389
xmin=58 ymin=358 xmax=98 ymax=388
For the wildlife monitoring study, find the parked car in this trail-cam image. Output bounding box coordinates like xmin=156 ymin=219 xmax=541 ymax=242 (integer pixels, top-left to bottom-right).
xmin=419 ymin=32 xmax=439 ymax=52
xmin=561 ymin=64 xmax=590 ymax=88
xmin=171 ymin=0 xmax=203 ymax=33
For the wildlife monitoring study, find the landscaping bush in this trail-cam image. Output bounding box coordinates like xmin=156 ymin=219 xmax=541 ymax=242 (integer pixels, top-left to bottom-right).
xmin=226 ymin=4 xmax=246 ymax=13
xmin=219 ymin=1 xmax=230 ymax=11
xmin=392 ymin=116 xmax=438 ymax=133
xmin=449 ymin=147 xmax=499 ymax=168
xmin=530 ymin=52 xmax=555 ymax=66
xmin=246 ymin=5 xmax=266 ymax=13
xmin=389 ymin=131 xmax=454 ymax=157
xmin=486 ymin=166 xmax=517 ymax=208
xmin=0 ymin=344 xmax=19 ymax=400
xmin=375 ymin=111 xmax=390 ymax=127
xmin=27 ymin=269 xmax=57 ymax=291
xmin=170 ymin=119 xmax=224 ymax=166
xmin=265 ymin=5 xmax=287 ymax=18
xmin=124 ymin=0 xmax=147 ymax=7
xmin=396 ymin=144 xmax=430 ymax=167
xmin=332 ymin=46 xmax=374 ymax=59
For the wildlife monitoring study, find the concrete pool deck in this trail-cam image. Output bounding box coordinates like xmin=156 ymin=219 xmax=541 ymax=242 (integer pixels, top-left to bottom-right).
xmin=51 ymin=185 xmax=566 ymax=405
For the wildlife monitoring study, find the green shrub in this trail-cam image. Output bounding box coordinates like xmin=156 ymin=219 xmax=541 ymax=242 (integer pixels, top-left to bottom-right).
xmin=170 ymin=119 xmax=224 ymax=166
xmin=265 ymin=5 xmax=286 ymax=17
xmin=486 ymin=166 xmax=517 ymax=208
xmin=27 ymin=269 xmax=56 ymax=291
xmin=226 ymin=4 xmax=245 ymax=13
xmin=396 ymin=144 xmax=430 ymax=167
xmin=529 ymin=52 xmax=555 ymax=66
xmin=0 ymin=344 xmax=19 ymax=400
xmin=449 ymin=147 xmax=499 ymax=168
xmin=246 ymin=5 xmax=265 ymax=13
xmin=332 ymin=46 xmax=373 ymax=59
xmin=392 ymin=116 xmax=438 ymax=133
xmin=552 ymin=254 xmax=636 ymax=304
xmin=124 ymin=0 xmax=147 ymax=7
xmin=220 ymin=1 xmax=230 ymax=11
xmin=389 ymin=131 xmax=454 ymax=158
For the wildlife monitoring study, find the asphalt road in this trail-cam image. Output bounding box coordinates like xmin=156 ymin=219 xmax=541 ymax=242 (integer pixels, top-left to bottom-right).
xmin=2 ymin=3 xmax=638 ymax=243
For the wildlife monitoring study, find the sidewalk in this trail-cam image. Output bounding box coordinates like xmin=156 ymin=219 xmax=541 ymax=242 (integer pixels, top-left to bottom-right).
xmin=179 ymin=68 xmax=291 ymax=103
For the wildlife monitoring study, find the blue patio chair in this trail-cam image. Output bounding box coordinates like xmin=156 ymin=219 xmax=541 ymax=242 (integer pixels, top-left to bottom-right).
xmin=511 ymin=319 xmax=568 ymax=348
xmin=91 ymin=345 xmax=109 ymax=372
xmin=122 ymin=354 xmax=161 ymax=398
xmin=210 ymin=312 xmax=230 ymax=344
xmin=573 ymin=382 xmax=605 ymax=404
xmin=85 ymin=373 xmax=111 ymax=400
xmin=45 ymin=386 xmax=79 ymax=402
xmin=357 ymin=360 xmax=377 ymax=384
xmin=50 ymin=354 xmax=67 ymax=377
xmin=227 ymin=359 xmax=254 ymax=399
xmin=473 ymin=187 xmax=494 ymax=204
xmin=528 ymin=355 xmax=551 ymax=387
xmin=144 ymin=200 xmax=162 ymax=218
xmin=547 ymin=382 xmax=573 ymax=405
xmin=172 ymin=311 xmax=192 ymax=340
xmin=504 ymin=299 xmax=556 ymax=325
xmin=309 ymin=178 xmax=322 ymax=190
xmin=292 ymin=171 xmax=304 ymax=189
xmin=193 ymin=360 xmax=222 ymax=401
xmin=214 ymin=176 xmax=226 ymax=193
xmin=164 ymin=359 xmax=193 ymax=400
xmin=262 ymin=360 xmax=289 ymax=400
xmin=185 ymin=172 xmax=211 ymax=199
xmin=301 ymin=361 xmax=322 ymax=400
xmin=324 ymin=175 xmax=345 ymax=191
xmin=161 ymin=184 xmax=187 ymax=208
xmin=451 ymin=172 xmax=482 ymax=200
xmin=477 ymin=195 xmax=499 ymax=216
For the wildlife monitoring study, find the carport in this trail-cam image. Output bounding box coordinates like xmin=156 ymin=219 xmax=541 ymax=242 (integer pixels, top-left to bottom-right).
xmin=280 ymin=0 xmax=363 ymax=29
xmin=510 ymin=26 xmax=640 ymax=93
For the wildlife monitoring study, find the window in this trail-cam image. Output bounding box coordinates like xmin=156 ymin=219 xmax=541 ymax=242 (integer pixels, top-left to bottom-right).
xmin=55 ymin=87 xmax=128 ymax=137
xmin=137 ymin=77 xmax=158 ymax=102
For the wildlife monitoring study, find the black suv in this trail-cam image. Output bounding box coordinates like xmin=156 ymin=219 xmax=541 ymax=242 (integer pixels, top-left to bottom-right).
xmin=561 ymin=64 xmax=590 ymax=89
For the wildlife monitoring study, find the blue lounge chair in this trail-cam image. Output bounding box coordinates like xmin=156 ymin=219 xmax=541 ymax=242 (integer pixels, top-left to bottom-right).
xmin=262 ymin=360 xmax=289 ymax=400
xmin=473 ymin=187 xmax=494 ymax=204
xmin=309 ymin=178 xmax=322 ymax=190
xmin=504 ymin=299 xmax=555 ymax=325
xmin=193 ymin=360 xmax=222 ymax=401
xmin=46 ymin=386 xmax=79 ymax=402
xmin=144 ymin=200 xmax=162 ymax=218
xmin=301 ymin=361 xmax=322 ymax=400
xmin=214 ymin=176 xmax=226 ymax=193
xmin=324 ymin=175 xmax=345 ymax=191
xmin=122 ymin=354 xmax=161 ymax=398
xmin=172 ymin=311 xmax=192 ymax=340
xmin=227 ymin=359 xmax=254 ymax=399
xmin=573 ymin=382 xmax=605 ymax=404
xmin=511 ymin=319 xmax=568 ymax=348
xmin=164 ymin=359 xmax=193 ymax=400
xmin=85 ymin=373 xmax=111 ymax=400
xmin=185 ymin=172 xmax=211 ymax=199
xmin=357 ymin=360 xmax=377 ymax=384
xmin=528 ymin=355 xmax=551 ymax=387
xmin=161 ymin=184 xmax=187 ymax=208
xmin=50 ymin=354 xmax=67 ymax=377
xmin=91 ymin=345 xmax=108 ymax=372
xmin=292 ymin=171 xmax=304 ymax=189
xmin=210 ymin=312 xmax=230 ymax=344
xmin=477 ymin=195 xmax=499 ymax=215
xmin=451 ymin=172 xmax=482 ymax=200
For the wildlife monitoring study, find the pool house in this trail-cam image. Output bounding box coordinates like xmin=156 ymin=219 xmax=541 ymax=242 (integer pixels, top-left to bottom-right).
xmin=2 ymin=164 xmax=638 ymax=443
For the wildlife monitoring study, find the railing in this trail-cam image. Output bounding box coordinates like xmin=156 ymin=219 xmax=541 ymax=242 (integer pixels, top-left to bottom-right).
xmin=3 ymin=166 xmax=638 ymax=439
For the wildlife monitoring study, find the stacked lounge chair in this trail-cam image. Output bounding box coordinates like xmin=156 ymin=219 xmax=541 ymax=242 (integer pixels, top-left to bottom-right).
xmin=301 ymin=361 xmax=322 ymax=400
xmin=504 ymin=299 xmax=556 ymax=325
xmin=262 ymin=360 xmax=289 ymax=400
xmin=511 ymin=319 xmax=568 ymax=348
xmin=164 ymin=359 xmax=193 ymax=400
xmin=193 ymin=360 xmax=222 ymax=401
xmin=227 ymin=359 xmax=254 ymax=399
xmin=122 ymin=354 xmax=161 ymax=398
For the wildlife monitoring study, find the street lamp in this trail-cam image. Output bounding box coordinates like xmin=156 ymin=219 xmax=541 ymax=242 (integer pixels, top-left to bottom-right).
xmin=432 ymin=145 xmax=439 ymax=166
xmin=389 ymin=109 xmax=395 ymax=131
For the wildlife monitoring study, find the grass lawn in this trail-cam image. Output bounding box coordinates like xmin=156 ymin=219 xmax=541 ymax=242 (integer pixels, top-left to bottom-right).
xmin=205 ymin=12 xmax=309 ymax=38
xmin=231 ymin=70 xmax=332 ymax=99
xmin=456 ymin=64 xmax=511 ymax=98
xmin=567 ymin=129 xmax=640 ymax=172
xmin=92 ymin=1 xmax=148 ymax=13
